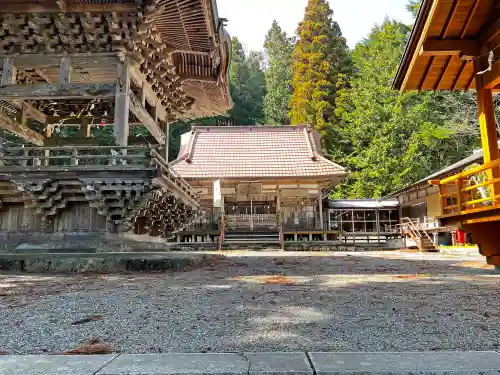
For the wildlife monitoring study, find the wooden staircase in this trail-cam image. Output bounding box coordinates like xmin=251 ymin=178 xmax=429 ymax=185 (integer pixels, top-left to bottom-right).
xmin=400 ymin=217 xmax=439 ymax=252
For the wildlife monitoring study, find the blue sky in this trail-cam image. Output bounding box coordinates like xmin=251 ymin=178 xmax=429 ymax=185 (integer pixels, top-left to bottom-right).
xmin=216 ymin=0 xmax=415 ymax=51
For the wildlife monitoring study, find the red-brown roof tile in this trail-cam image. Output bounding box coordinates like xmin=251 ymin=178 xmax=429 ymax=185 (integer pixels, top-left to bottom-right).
xmin=171 ymin=125 xmax=348 ymax=179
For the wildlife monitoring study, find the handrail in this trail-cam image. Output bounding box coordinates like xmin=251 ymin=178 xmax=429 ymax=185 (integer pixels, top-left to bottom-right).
xmin=150 ymin=149 xmax=198 ymax=200
xmin=430 ymin=158 xmax=500 ymax=185
xmin=0 ymin=145 xmax=153 ymax=168
xmin=431 ymin=158 xmax=500 ymax=216
xmin=1 ymin=145 xmax=160 ymax=152
xmin=400 ymin=217 xmax=438 ymax=251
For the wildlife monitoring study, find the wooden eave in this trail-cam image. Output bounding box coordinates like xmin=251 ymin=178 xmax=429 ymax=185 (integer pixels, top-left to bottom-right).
xmin=393 ymin=0 xmax=499 ymax=92
xmin=0 ymin=0 xmax=232 ymax=119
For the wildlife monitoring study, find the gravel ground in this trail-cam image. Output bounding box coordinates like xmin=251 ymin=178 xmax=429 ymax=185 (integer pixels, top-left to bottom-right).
xmin=1 ymin=250 xmax=500 ymax=354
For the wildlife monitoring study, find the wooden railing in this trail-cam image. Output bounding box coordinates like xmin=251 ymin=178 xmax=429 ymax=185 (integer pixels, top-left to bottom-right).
xmin=0 ymin=145 xmax=156 ymax=168
xmin=149 ymin=149 xmax=198 ymax=201
xmin=283 ymin=215 xmax=323 ymax=230
xmin=396 ymin=217 xmax=438 ymax=251
xmin=429 ymin=158 xmax=500 ymax=216
xmin=0 ymin=145 xmax=199 ymax=204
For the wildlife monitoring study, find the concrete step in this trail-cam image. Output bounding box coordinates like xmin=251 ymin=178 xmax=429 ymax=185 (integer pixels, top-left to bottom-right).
xmin=0 ymin=251 xmax=212 ymax=273
xmin=2 ymin=352 xmax=500 ymax=375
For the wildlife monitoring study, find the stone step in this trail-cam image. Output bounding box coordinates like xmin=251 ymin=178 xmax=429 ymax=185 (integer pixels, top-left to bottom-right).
xmin=224 ymin=240 xmax=280 ymax=244
xmin=227 ymin=235 xmax=278 ymax=239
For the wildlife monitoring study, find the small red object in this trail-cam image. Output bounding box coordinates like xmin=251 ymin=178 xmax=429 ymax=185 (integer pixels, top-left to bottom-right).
xmin=99 ymin=120 xmax=105 ymax=127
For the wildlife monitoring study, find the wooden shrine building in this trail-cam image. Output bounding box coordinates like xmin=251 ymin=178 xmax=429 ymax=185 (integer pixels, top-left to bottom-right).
xmin=170 ymin=125 xmax=348 ymax=246
xmin=0 ymin=0 xmax=231 ymax=243
xmin=393 ymin=0 xmax=500 ymax=265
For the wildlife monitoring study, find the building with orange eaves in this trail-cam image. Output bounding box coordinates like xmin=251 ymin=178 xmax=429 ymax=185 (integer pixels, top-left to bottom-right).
xmin=393 ymin=0 xmax=500 ymax=266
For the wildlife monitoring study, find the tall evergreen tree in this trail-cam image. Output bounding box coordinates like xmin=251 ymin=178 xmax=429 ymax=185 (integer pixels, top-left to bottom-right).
xmin=406 ymin=0 xmax=422 ymax=17
xmin=228 ymin=37 xmax=266 ymax=125
xmin=263 ymin=20 xmax=293 ymax=124
xmin=332 ymin=20 xmax=477 ymax=199
xmin=289 ymin=0 xmax=350 ymax=141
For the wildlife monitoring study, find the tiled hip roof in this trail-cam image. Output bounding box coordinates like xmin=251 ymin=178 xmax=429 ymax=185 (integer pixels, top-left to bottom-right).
xmin=171 ymin=126 xmax=347 ymax=179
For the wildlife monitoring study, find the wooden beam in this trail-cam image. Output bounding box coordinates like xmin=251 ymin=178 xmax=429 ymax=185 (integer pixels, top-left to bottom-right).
xmin=1 ymin=2 xmax=136 ymax=13
xmin=477 ymin=8 xmax=500 ymax=49
xmin=0 ymin=111 xmax=44 ymax=146
xmin=129 ymin=91 xmax=166 ymax=144
xmin=8 ymin=101 xmax=46 ymax=124
xmin=179 ymin=75 xmax=218 ymax=83
xmin=0 ymin=53 xmax=120 ymax=70
xmin=480 ymin=60 xmax=500 ymax=90
xmin=114 ymin=61 xmax=131 ymax=147
xmin=16 ymin=103 xmax=27 ymax=126
xmin=44 ymin=136 xmax=157 ymax=146
xmin=420 ymin=39 xmax=479 ymax=59
xmin=129 ymin=67 xmax=169 ymax=123
xmin=0 ymin=83 xmax=116 ymax=100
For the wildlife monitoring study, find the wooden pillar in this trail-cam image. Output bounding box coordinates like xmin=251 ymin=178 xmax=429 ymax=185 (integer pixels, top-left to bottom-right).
xmin=114 ymin=60 xmax=131 ymax=147
xmin=276 ymin=186 xmax=281 ymax=225
xmin=376 ymin=209 xmax=381 ymax=245
xmin=164 ymin=121 xmax=169 ymax=162
xmin=0 ymin=129 xmax=4 ymax=167
xmin=71 ymin=150 xmax=79 ymax=166
xmin=1 ymin=58 xmax=16 ymax=85
xmin=351 ymin=209 xmax=356 ymax=247
xmin=318 ymin=190 xmax=324 ymax=230
xmin=475 ymin=60 xmax=500 ymax=195
xmin=80 ymin=117 xmax=91 ymax=138
xmin=58 ymin=57 xmax=72 ymax=84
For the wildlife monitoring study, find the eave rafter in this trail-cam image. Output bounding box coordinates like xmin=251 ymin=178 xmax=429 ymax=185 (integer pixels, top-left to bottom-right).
xmin=420 ymin=5 xmax=500 ymax=61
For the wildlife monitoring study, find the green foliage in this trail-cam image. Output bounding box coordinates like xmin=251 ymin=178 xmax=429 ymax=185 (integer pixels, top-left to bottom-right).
xmin=331 ymin=20 xmax=478 ymax=199
xmin=228 ymin=37 xmax=266 ymax=125
xmin=263 ymin=20 xmax=294 ymax=124
xmin=406 ymin=0 xmax=422 ymax=18
xmin=289 ymin=0 xmax=351 ymax=141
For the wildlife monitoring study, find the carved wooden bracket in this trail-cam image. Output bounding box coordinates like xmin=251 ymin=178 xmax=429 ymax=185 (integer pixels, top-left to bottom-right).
xmin=133 ymin=187 xmax=201 ymax=238
xmin=11 ymin=179 xmax=67 ymax=230
xmin=80 ymin=178 xmax=153 ymax=232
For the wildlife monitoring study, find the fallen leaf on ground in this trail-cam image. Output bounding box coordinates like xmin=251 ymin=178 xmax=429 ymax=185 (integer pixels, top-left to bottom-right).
xmin=263 ymin=275 xmax=296 ymax=285
xmin=60 ymin=338 xmax=113 ymax=355
xmin=71 ymin=314 xmax=104 ymax=325
xmin=392 ymin=274 xmax=432 ymax=280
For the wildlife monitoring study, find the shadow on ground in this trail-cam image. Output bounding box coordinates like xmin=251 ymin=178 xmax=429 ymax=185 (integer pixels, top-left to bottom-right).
xmin=1 ymin=251 xmax=499 ymax=354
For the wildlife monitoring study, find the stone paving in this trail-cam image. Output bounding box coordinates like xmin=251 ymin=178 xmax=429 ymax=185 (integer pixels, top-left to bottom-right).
xmin=2 ymin=351 xmax=500 ymax=375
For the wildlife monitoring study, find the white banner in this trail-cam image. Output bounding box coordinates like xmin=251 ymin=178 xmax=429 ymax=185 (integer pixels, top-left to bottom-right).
xmin=213 ymin=179 xmax=221 ymax=208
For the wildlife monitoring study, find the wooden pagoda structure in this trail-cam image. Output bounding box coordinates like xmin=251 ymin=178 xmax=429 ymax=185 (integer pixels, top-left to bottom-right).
xmin=0 ymin=0 xmax=231 ymax=241
xmin=393 ymin=0 xmax=500 ymax=265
